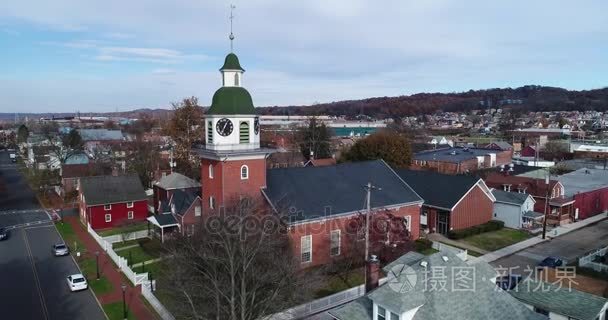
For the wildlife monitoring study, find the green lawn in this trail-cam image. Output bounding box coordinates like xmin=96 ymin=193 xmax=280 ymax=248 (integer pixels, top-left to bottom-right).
xmin=117 ymin=246 xmax=159 ymax=266
xmin=103 ymin=302 xmax=137 ymax=320
xmin=417 ymin=247 xmax=440 ymax=255
xmin=98 ymin=223 xmax=149 ymax=237
xmin=112 ymin=239 xmax=140 ymax=250
xmin=55 ymin=222 xmax=87 ymax=254
xmin=133 ymin=261 xmax=162 ymax=276
xmin=314 ymin=269 xmax=365 ymax=298
xmin=461 ymin=228 xmax=531 ymax=252
xmin=89 ymin=276 xmax=113 ymax=295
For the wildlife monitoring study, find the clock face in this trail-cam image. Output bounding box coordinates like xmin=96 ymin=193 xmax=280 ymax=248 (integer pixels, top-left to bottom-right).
xmin=254 ymin=117 xmax=260 ymax=135
xmin=216 ymin=118 xmax=234 ymax=137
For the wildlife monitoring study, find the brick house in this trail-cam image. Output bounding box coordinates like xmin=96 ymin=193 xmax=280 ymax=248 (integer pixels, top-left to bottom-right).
xmin=79 ymin=175 xmax=148 ymax=230
xmin=557 ymin=168 xmax=608 ymax=220
xmin=410 ymin=146 xmax=512 ymax=175
xmin=263 ymin=160 xmax=423 ymax=268
xmin=396 ymin=170 xmax=495 ymax=235
xmin=485 ymin=141 xmax=513 ymax=151
xmin=149 ymin=189 xmax=202 ymax=241
xmin=484 ymin=173 xmax=574 ymax=225
xmin=153 ymin=172 xmax=201 ymax=213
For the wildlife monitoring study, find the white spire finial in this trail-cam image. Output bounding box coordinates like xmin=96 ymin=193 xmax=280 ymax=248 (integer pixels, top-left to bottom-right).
xmin=229 ymin=4 xmax=236 ymax=52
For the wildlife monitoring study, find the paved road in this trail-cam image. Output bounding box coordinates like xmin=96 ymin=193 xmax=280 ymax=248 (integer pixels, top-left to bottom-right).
xmin=491 ymin=218 xmax=608 ymax=271
xmin=0 ymin=151 xmax=106 ymax=320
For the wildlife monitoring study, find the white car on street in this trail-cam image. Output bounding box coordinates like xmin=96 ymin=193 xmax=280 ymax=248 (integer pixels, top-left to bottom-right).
xmin=66 ymin=274 xmax=88 ymax=292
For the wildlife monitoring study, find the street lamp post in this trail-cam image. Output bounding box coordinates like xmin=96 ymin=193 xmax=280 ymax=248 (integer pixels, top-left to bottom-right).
xmin=121 ymin=283 xmax=127 ymax=320
xmin=95 ymin=251 xmax=100 ymax=280
xmin=541 ymin=169 xmax=550 ymax=240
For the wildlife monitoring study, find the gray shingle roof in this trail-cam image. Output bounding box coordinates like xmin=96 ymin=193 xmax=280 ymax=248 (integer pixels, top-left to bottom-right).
xmin=80 ymin=175 xmax=147 ymax=206
xmin=154 ymin=213 xmax=178 ymax=227
xmin=414 ymin=147 xmax=499 ymax=163
xmin=511 ymin=278 xmax=608 ymax=320
xmin=492 ymin=189 xmax=532 ymax=205
xmin=329 ymin=251 xmax=547 ymax=320
xmin=263 ymin=160 xmax=422 ymax=222
xmin=396 ymin=170 xmax=481 ymax=210
xmin=160 ymin=189 xmax=200 ymax=216
xmin=156 ymin=172 xmax=201 ymax=190
xmin=556 ymin=168 xmax=608 ymax=197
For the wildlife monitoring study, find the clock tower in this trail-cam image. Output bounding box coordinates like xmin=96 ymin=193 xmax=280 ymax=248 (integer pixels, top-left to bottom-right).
xmin=197 ymin=52 xmax=273 ymax=212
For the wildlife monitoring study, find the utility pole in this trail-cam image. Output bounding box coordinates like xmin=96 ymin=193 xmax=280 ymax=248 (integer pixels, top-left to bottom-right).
xmin=541 ymin=170 xmax=550 ymax=239
xmin=364 ymin=182 xmax=381 ymax=262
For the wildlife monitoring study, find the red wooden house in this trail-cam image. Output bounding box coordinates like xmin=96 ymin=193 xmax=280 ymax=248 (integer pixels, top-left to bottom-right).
xmin=397 ymin=170 xmax=496 ymax=235
xmin=79 ymin=175 xmax=149 ymax=230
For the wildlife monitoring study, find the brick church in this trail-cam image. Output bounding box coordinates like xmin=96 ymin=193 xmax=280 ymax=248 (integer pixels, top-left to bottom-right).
xmin=193 ymin=51 xmax=423 ymax=268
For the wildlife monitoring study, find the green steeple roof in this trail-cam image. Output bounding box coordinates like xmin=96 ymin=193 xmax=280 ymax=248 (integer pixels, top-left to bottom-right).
xmin=207 ymin=87 xmax=256 ymax=115
xmin=220 ymin=53 xmax=244 ymax=71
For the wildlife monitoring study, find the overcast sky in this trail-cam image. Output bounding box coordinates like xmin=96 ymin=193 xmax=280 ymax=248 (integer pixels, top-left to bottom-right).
xmin=1 ymin=0 xmax=607 ymax=113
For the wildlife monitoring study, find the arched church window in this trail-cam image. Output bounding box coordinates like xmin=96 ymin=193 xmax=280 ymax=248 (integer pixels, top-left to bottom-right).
xmin=241 ymin=165 xmax=249 ymax=180
xmin=239 ymin=121 xmax=250 ymax=144
xmin=234 ymin=73 xmax=239 ymax=86
xmin=209 ymin=164 xmax=214 ymax=178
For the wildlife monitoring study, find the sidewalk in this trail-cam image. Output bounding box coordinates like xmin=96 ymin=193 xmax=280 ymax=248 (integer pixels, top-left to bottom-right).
xmin=426 ymin=233 xmax=489 ymax=254
xmin=65 ymin=216 xmax=157 ymax=320
xmin=477 ymin=214 xmax=608 ymax=263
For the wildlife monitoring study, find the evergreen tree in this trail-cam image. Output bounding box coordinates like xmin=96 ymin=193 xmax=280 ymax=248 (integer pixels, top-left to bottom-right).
xmin=17 ymin=124 xmax=29 ymax=144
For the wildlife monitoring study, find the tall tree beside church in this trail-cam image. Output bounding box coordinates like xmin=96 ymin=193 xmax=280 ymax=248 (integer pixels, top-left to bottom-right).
xmin=341 ymin=131 xmax=412 ymax=168
xmin=17 ymin=124 xmax=29 ymax=144
xmin=165 ymin=96 xmax=204 ymax=179
xmin=299 ymin=117 xmax=332 ymax=160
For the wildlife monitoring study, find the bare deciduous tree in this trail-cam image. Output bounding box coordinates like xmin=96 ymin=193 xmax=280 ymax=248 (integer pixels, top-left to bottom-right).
xmin=158 ymin=198 xmax=311 ymax=320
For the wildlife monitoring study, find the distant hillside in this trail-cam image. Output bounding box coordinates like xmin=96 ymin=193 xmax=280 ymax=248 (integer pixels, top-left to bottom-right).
xmin=2 ymin=85 xmax=607 ymax=121
xmin=257 ymin=85 xmax=608 ymax=119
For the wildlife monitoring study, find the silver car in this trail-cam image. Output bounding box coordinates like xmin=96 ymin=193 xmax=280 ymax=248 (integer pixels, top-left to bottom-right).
xmin=52 ymin=243 xmax=69 ymax=256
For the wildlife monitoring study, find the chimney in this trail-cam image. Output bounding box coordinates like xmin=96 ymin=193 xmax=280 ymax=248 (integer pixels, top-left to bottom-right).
xmin=111 ymin=166 xmax=119 ymax=176
xmin=365 ymin=255 xmax=380 ymax=292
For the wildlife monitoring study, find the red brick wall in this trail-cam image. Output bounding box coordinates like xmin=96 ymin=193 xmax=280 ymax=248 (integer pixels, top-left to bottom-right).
xmin=495 ymin=149 xmax=513 ymax=166
xmin=574 ymin=188 xmax=608 ymax=220
xmin=289 ymin=204 xmax=421 ymax=268
xmin=200 ymin=158 xmax=267 ymax=213
xmin=86 ymin=200 xmax=148 ymax=230
xmin=450 ymin=184 xmax=494 ymax=230
xmin=177 ymin=198 xmax=203 ymax=235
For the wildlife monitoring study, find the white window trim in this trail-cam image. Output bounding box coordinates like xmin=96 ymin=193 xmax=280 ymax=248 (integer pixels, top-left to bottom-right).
xmin=209 ymin=196 xmax=215 ymax=210
xmin=126 ymin=202 xmax=134 ymax=208
xmin=208 ymin=164 xmax=214 ymax=179
xmin=403 ymin=215 xmax=412 ymax=232
xmin=330 ymin=230 xmax=341 ymax=256
xmin=240 ymin=165 xmax=249 ymax=180
xmin=105 ymin=213 xmax=111 ymax=222
xmin=195 ymin=205 xmax=201 ymax=217
xmin=127 ymin=211 xmax=134 ymax=219
xmin=301 ymin=235 xmax=312 ymax=263
xmin=104 ymin=204 xmax=111 ymax=211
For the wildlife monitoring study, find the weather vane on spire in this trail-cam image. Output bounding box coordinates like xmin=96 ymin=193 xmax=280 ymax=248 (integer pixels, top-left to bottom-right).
xmin=229 ymin=4 xmax=236 ymax=52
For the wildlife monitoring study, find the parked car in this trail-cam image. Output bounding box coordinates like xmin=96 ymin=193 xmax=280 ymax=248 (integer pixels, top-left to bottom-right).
xmin=66 ymin=274 xmax=88 ymax=292
xmin=52 ymin=243 xmax=69 ymax=256
xmin=0 ymin=228 xmax=9 ymax=241
xmin=538 ymin=256 xmax=564 ymax=268
xmin=495 ymin=274 xmax=523 ymax=290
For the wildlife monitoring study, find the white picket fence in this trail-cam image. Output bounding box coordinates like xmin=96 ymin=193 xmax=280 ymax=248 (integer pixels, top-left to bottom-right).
xmin=432 ymin=241 xmax=469 ymax=261
xmin=103 ymin=229 xmax=150 ymax=244
xmin=87 ymin=223 xmax=176 ymax=320
xmin=579 ymin=245 xmax=608 ymax=272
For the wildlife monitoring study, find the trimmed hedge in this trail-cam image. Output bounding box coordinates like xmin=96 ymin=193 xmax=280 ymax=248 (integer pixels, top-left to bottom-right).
xmin=414 ymin=238 xmax=433 ymax=252
xmin=447 ymin=220 xmax=504 ymax=240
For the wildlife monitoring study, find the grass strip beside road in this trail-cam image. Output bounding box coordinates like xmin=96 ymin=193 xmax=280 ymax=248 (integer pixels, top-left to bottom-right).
xmin=55 ymin=222 xmax=87 ymax=254
xmin=98 ymin=223 xmax=148 ymax=237
xmin=102 ymin=302 xmax=137 ymax=320
xmin=461 ymin=228 xmax=531 ymax=252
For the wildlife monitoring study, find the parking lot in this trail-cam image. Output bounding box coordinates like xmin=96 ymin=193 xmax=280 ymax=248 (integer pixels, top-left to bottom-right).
xmin=0 ymin=151 xmax=105 ymax=320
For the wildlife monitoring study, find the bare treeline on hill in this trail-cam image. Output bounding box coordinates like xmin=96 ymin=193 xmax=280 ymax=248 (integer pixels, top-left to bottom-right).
xmin=257 ymin=85 xmax=608 ymax=119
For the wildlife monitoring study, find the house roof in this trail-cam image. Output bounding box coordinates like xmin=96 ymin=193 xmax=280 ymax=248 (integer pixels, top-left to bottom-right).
xmin=396 ymin=170 xmax=484 ymax=210
xmin=155 ymin=172 xmax=201 ymax=190
xmin=413 ymin=147 xmax=500 ymax=164
xmin=305 ymin=158 xmax=337 ymax=167
xmin=329 ymin=251 xmax=546 ymax=320
xmin=523 ymin=211 xmax=544 ymax=219
xmin=486 ymin=141 xmax=513 ymax=150
xmin=484 ymin=173 xmax=559 ymax=198
xmin=147 ymin=214 xmax=179 ymax=228
xmin=78 ymin=129 xmax=124 ymax=141
xmin=160 ymin=189 xmax=200 ymax=216
xmin=555 ymin=168 xmax=608 ymax=197
xmin=80 ymin=175 xmax=147 ymax=206
xmin=492 ymin=189 xmax=532 ymax=205
xmin=511 ymin=278 xmax=608 ymax=320
xmin=263 ymin=160 xmax=422 ymax=222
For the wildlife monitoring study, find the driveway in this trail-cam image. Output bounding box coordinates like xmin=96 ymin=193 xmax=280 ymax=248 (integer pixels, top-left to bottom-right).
xmin=491 ymin=218 xmax=608 ymax=271
xmin=0 ymin=151 xmax=106 ymax=320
